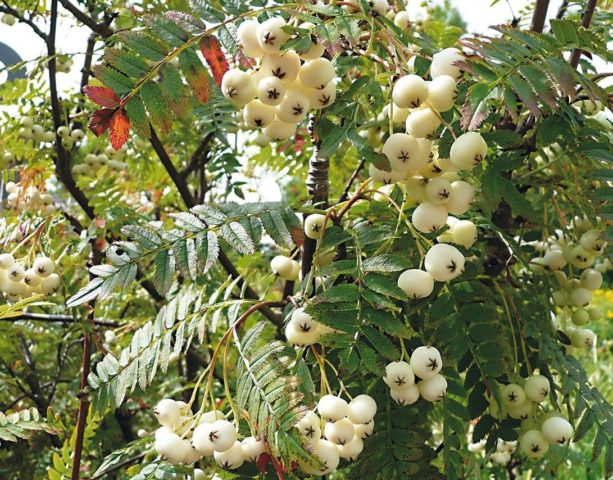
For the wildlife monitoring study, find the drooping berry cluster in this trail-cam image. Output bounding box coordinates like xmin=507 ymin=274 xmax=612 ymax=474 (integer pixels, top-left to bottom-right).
xmin=72 ymin=146 xmax=128 ymax=177
xmin=222 ymin=17 xmax=335 ymax=141
xmin=0 ymin=253 xmax=60 ymax=301
xmin=17 ymin=116 xmax=57 ymax=145
xmin=527 ymin=219 xmax=608 ymax=350
xmin=294 ymin=394 xmax=377 ymax=475
xmin=384 ymin=346 xmax=447 ymax=405
xmin=153 ymin=399 xmax=265 ymax=469
xmin=4 ymin=181 xmax=56 ymax=215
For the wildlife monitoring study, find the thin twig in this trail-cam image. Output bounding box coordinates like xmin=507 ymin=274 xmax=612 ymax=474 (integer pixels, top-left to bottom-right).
xmin=58 ymin=0 xmax=114 ymax=38
xmin=569 ymin=0 xmax=598 ymax=69
xmin=6 ymin=312 xmax=119 ymax=327
xmin=0 ymin=2 xmax=48 ymax=40
xmin=338 ymin=157 xmax=366 ymax=203
xmin=530 ymin=0 xmax=550 ymax=32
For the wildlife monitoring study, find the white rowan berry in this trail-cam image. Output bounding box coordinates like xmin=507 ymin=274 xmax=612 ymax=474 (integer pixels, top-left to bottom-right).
xmin=393 ymin=11 xmax=411 ymax=30
xmin=446 ymin=180 xmax=475 ymax=216
xmin=303 ymin=439 xmax=340 ymax=475
xmin=286 ymin=318 xmax=320 ymax=346
xmin=192 ymin=424 xmax=215 ymax=456
xmin=1 ymin=278 xmax=27 ymax=297
xmin=19 ymin=127 xmax=33 ymax=140
xmin=182 ymin=443 xmax=203 ymax=464
xmin=450 ymin=132 xmax=487 ymax=170
xmin=70 ymin=129 xmax=85 ymax=142
xmin=205 ymin=420 xmax=237 ymax=452
xmin=324 ymin=418 xmax=355 ymax=446
xmin=154 ymin=399 xmax=182 ymax=427
xmin=490 ymin=451 xmax=511 ymax=465
xmin=410 ymin=346 xmax=442 ymax=379
xmin=243 ymin=100 xmax=276 ymax=128
xmin=397 ymin=269 xmax=434 ymax=299
xmin=305 ymin=81 xmax=336 ymax=110
xmin=214 ymin=440 xmax=245 ymax=469
xmin=551 ymin=290 xmax=568 ymax=306
xmin=237 ymin=19 xmax=264 ymax=58
xmin=569 ymin=245 xmax=595 ymax=269
xmin=390 ymin=384 xmax=420 ymax=405
xmin=427 ymin=75 xmax=457 ymax=112
xmin=33 ymin=256 xmax=55 ymax=278
xmin=271 ymin=255 xmax=295 ymax=279
xmin=524 ymin=375 xmax=550 ymax=403
xmin=430 ymin=48 xmax=464 ymax=79
xmin=519 ymin=429 xmax=549 ymax=459
xmin=541 ymin=416 xmax=573 ymax=445
xmin=424 ymin=177 xmax=452 ymax=204
xmin=242 ymin=436 xmax=265 ymax=462
xmin=542 ymin=249 xmax=567 ymax=270
xmin=8 ymin=264 xmax=25 ymax=282
xmin=261 ymin=51 xmax=301 ymax=84
xmin=451 ymin=220 xmax=478 ymax=248
xmin=507 ymin=400 xmax=535 ymax=420
xmin=570 ymin=288 xmax=592 ymax=308
xmin=370 ymin=0 xmax=390 ymax=15
xmin=382 ymin=133 xmax=421 ymax=173
xmin=154 ymin=427 xmax=193 ymax=464
xmin=354 ymin=419 xmax=374 ymax=438
xmin=384 ymin=361 xmax=415 ymax=389
xmin=298 ymin=58 xmax=335 ymax=89
xmin=501 ymin=384 xmax=526 ymax=408
xmin=317 ymin=395 xmax=348 ymax=422
xmin=392 ymin=75 xmax=429 ymax=109
xmin=404 ymin=176 xmax=426 ymax=202
xmin=197 ymin=410 xmax=226 ymax=425
xmin=257 ymin=17 xmax=291 ymax=54
xmin=0 ymin=253 xmax=15 ymax=270
xmin=436 ymin=157 xmax=458 ymax=173
xmin=304 ymin=214 xmax=329 ymax=239
xmin=580 ymin=268 xmax=602 ymax=291
xmin=368 ymin=164 xmax=406 ymax=184
xmin=411 ymin=201 xmax=448 ymax=233
xmin=32 ymin=125 xmax=45 ymax=141
xmin=569 ymin=328 xmax=595 ymax=348
xmin=580 ymin=229 xmax=606 ymax=255
xmin=2 ymin=14 xmax=16 ymax=26
xmin=347 ymin=395 xmax=377 ymax=424
xmin=406 ymin=107 xmax=441 ymax=138
xmin=299 ymin=23 xmax=325 ymax=60
xmin=257 ymin=77 xmax=285 ymax=106
xmin=40 ymin=273 xmax=61 ymax=294
xmin=571 ymin=308 xmax=590 ymax=326
xmin=221 ymin=69 xmax=257 ymax=107
xmin=338 ymin=435 xmax=363 ymax=460
xmin=587 ymin=307 xmax=602 ymax=321
xmin=418 ymin=374 xmax=448 ymax=401
xmin=296 ymin=411 xmax=322 ymax=443
xmin=424 ymin=243 xmax=465 ymax=281
xmin=23 ymin=269 xmax=41 ymax=288
xmin=263 ymin=119 xmax=297 ymax=141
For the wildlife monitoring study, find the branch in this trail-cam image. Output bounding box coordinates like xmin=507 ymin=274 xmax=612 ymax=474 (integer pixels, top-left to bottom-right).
xmin=338 ymin=157 xmax=366 ymax=203
xmin=183 ymin=132 xmax=215 ymax=178
xmin=530 ymin=0 xmax=550 ymax=32
xmin=6 ymin=312 xmax=119 ymax=327
xmin=0 ymin=2 xmax=48 ymax=41
xmin=301 ymin=116 xmax=330 ymax=282
xmin=150 ymin=128 xmax=282 ymax=326
xmin=555 ymin=0 xmax=570 ymax=19
xmin=58 ymin=0 xmax=114 ymax=38
xmin=569 ymin=0 xmax=598 ymax=69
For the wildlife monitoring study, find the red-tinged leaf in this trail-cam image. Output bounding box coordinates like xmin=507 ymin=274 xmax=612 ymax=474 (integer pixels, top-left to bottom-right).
xmin=109 ymin=108 xmax=130 ymax=151
xmin=237 ymin=50 xmax=256 ymax=69
xmin=83 ymin=85 xmax=121 ymax=108
xmin=256 ymin=452 xmax=271 ymax=473
xmin=199 ymin=35 xmax=229 ymax=87
xmin=89 ymin=108 xmax=115 ymax=136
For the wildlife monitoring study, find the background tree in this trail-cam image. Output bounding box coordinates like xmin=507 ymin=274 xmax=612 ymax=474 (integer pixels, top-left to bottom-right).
xmin=0 ymin=0 xmax=611 ymax=479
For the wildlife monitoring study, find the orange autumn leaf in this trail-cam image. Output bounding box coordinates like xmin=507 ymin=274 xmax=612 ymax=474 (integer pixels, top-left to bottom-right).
xmin=109 ymin=108 xmax=130 ymax=151
xmin=199 ymin=35 xmax=229 ymax=87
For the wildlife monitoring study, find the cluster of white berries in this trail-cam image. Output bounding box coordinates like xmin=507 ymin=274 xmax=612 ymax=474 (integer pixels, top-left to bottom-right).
xmin=72 ymin=146 xmax=128 ymax=177
xmin=153 ymin=399 xmax=265 ymax=469
xmin=4 ymin=181 xmax=56 ymax=215
xmin=284 ymin=306 xmax=335 ymax=346
xmin=0 ymin=253 xmax=60 ymax=301
xmin=55 ymin=125 xmax=85 ymax=150
xmin=222 ymin=17 xmax=335 ymax=141
xmin=528 ymin=220 xmax=608 ymax=350
xmin=469 ymin=437 xmax=516 ymax=466
xmin=1 ymin=13 xmax=15 ymax=26
xmin=55 ymin=54 xmax=73 ymax=74
xmin=295 ymin=394 xmax=377 ymax=475
xmin=384 ymin=346 xmax=447 ymax=405
xmin=520 ymin=414 xmax=574 ymax=459
xmin=17 ymin=116 xmax=56 ymax=145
